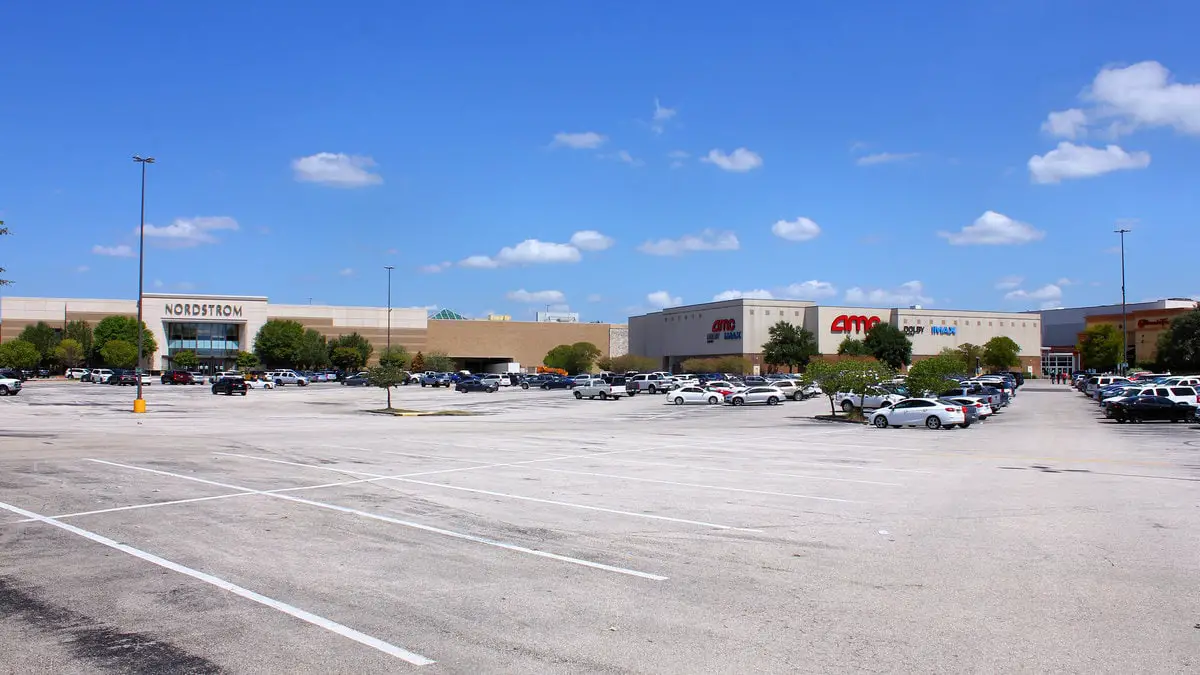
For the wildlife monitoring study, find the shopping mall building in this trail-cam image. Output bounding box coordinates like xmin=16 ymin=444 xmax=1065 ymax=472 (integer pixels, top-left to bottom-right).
xmin=629 ymin=299 xmax=1045 ymax=374
xmin=0 ymin=294 xmax=628 ymax=373
xmin=1038 ymin=298 xmax=1198 ymax=372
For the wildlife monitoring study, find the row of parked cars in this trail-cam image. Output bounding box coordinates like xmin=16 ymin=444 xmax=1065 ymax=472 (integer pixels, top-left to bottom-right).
xmin=858 ymin=373 xmax=1021 ymax=430
xmin=1075 ymin=371 xmax=1199 ymax=423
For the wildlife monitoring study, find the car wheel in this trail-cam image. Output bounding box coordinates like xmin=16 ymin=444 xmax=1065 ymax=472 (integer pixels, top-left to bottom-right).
xmin=421 ymin=382 xmax=426 ymax=387
xmin=793 ymin=392 xmax=803 ymax=401
xmin=0 ymin=386 xmax=7 ymax=396
xmin=673 ymin=396 xmax=684 ymax=405
xmin=767 ymin=396 xmax=779 ymax=406
xmin=598 ymin=391 xmax=608 ymax=400
xmin=873 ymin=416 xmax=888 ymax=428
xmin=708 ymin=395 xmax=719 ymax=404
xmin=275 ymin=379 xmax=283 ymax=386
xmin=648 ymin=385 xmax=657 ymax=394
xmin=521 ymin=383 xmax=529 ymax=390
xmin=841 ymin=400 xmax=855 ymax=413
xmin=211 ymin=390 xmax=218 ymax=395
xmin=240 ymin=391 xmax=247 ymax=396
xmin=573 ymin=390 xmax=583 ymax=399
xmin=925 ymin=416 xmax=942 ymax=430
xmin=732 ymin=397 xmax=744 ymax=406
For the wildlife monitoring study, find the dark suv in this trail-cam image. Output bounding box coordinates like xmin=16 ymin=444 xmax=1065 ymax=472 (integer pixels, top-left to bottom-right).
xmin=161 ymin=370 xmax=195 ymax=385
xmin=211 ymin=376 xmax=248 ymax=396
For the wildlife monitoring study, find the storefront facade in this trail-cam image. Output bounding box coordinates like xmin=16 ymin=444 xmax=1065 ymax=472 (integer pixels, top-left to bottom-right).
xmin=629 ymin=299 xmax=1043 ymax=374
xmin=1038 ymin=298 xmax=1197 ymax=371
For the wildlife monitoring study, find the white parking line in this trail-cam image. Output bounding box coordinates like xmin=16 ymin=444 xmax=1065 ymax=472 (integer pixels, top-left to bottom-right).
xmin=531 ymin=468 xmax=863 ymax=503
xmin=86 ymin=459 xmax=666 ymax=581
xmin=217 ymin=452 xmax=763 ymax=533
xmin=577 ymin=457 xmax=903 ymax=487
xmin=0 ymin=498 xmax=435 ymax=666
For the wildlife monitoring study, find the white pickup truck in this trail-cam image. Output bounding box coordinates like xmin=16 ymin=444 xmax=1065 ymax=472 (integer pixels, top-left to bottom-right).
xmin=573 ymin=376 xmax=628 ymax=400
xmin=626 ymin=373 xmax=676 ymax=395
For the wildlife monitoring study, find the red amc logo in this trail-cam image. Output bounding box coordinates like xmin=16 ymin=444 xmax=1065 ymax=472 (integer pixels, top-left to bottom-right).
xmin=711 ymin=318 xmax=737 ymax=332
xmin=831 ymin=314 xmax=882 ymax=333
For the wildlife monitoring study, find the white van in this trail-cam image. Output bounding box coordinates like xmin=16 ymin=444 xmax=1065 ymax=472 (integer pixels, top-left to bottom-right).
xmin=1085 ymin=376 xmax=1127 ymax=398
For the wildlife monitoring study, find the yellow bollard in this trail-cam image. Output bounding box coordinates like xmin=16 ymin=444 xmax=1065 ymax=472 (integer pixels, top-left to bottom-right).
xmin=133 ymin=398 xmax=146 ymax=414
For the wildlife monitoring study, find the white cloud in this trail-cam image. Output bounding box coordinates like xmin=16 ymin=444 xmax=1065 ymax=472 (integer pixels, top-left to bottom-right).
xmin=856 ymin=152 xmax=918 ymax=166
xmin=506 ymin=289 xmax=566 ymax=304
xmin=667 ymin=150 xmax=689 ymax=169
xmin=75 ymin=265 xmax=89 ymax=273
xmin=994 ymin=275 xmax=1024 ymax=290
xmin=1028 ymin=142 xmax=1150 ymax=184
xmin=339 ymin=268 xmax=355 ymax=277
xmin=291 ymin=153 xmax=382 ymax=187
xmin=418 ymin=261 xmax=451 ymax=273
xmin=570 ymin=230 xmax=614 ymax=251
xmin=701 ymin=147 xmax=762 ymax=172
xmin=1041 ymin=108 xmax=1088 ymax=139
xmin=92 ymin=244 xmax=134 ymax=257
xmin=712 ymin=289 xmax=773 ymax=301
xmin=1056 ymin=277 xmax=1076 ymax=286
xmin=140 ymin=216 xmax=239 ymax=248
xmin=651 ymin=98 xmax=676 ymax=134
xmin=845 ymin=281 xmax=931 ymax=307
xmin=1005 ymin=284 xmax=1063 ymax=309
xmin=779 ymin=280 xmax=838 ymax=299
xmin=460 ymin=239 xmax=582 ymax=268
xmin=939 ymin=211 xmax=1045 ymax=246
xmin=586 ymin=293 xmax=603 ymax=303
xmin=152 ymin=279 xmax=164 ymax=289
xmin=637 ymin=229 xmax=739 ymax=256
xmin=771 ymin=217 xmax=821 ymax=242
xmin=849 ymin=141 xmax=871 ymax=153
xmin=551 ymin=132 xmax=606 ymax=149
xmin=547 ymin=303 xmax=571 ymax=312
xmin=605 ymin=150 xmax=643 ymax=166
xmin=1087 ymin=61 xmax=1200 ymax=136
xmin=647 ymin=290 xmax=682 ymax=308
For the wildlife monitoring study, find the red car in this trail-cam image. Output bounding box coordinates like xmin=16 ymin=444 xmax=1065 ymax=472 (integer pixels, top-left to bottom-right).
xmin=160 ymin=370 xmax=195 ymax=385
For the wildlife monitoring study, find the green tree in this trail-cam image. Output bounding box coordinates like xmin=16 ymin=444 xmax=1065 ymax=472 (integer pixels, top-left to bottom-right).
xmin=18 ymin=321 xmax=61 ymax=366
xmin=424 ymin=350 xmax=455 ymax=372
xmin=802 ymin=358 xmax=892 ymax=416
xmin=65 ymin=320 xmax=94 ymax=365
xmin=330 ymin=346 xmax=365 ymax=371
xmin=328 ymin=332 xmax=373 ymax=368
xmin=253 ymin=319 xmax=305 ymax=368
xmin=410 ymin=351 xmax=426 ymax=372
xmin=171 ymin=349 xmax=199 ymax=370
xmin=837 ymin=337 xmax=871 ymax=356
xmin=100 ymin=339 xmax=139 ymax=369
xmin=543 ymin=342 xmax=601 ymax=374
xmin=905 ymin=353 xmax=967 ymax=397
xmin=235 ymin=350 xmax=260 ymax=372
xmin=296 ymin=329 xmax=329 ymax=369
xmin=982 ymin=336 xmax=1021 ymax=372
xmin=1078 ymin=324 xmax=1123 ymax=371
xmin=0 ymin=220 xmax=11 ymax=287
xmin=864 ymin=322 xmax=912 ymax=371
xmin=93 ymin=316 xmax=157 ymax=362
xmin=597 ymin=354 xmax=658 ymax=373
xmin=0 ymin=339 xmax=41 ymax=369
xmin=761 ymin=321 xmax=818 ymax=372
xmin=956 ymin=343 xmax=984 ymax=371
xmin=379 ymin=346 xmax=410 ymax=369
xmin=569 ymin=341 xmax=601 ymax=373
xmin=53 ymin=338 xmax=86 ymax=368
xmin=713 ymin=356 xmax=752 ymax=374
xmin=368 ymin=365 xmax=407 ymax=410
xmin=1155 ymin=309 xmax=1200 ymax=371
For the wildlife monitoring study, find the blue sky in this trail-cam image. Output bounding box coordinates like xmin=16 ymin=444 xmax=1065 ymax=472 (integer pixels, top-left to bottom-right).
xmin=2 ymin=1 xmax=1198 ymax=322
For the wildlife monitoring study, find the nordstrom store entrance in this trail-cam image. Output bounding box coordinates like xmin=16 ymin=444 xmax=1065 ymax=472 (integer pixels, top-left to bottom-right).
xmin=163 ymin=321 xmax=243 ymax=373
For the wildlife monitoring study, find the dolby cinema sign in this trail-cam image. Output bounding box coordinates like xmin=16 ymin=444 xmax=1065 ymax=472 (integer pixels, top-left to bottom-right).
xmin=164 ymin=302 xmax=244 ymax=318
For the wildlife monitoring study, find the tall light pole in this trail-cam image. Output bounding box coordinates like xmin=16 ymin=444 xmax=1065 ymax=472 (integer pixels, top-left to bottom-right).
xmin=384 ymin=265 xmax=395 ymax=356
xmin=1115 ymin=226 xmax=1131 ymax=374
xmin=133 ymin=155 xmax=155 ymax=413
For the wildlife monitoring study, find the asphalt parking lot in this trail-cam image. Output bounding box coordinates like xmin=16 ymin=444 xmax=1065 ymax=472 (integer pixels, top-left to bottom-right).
xmin=1 ymin=381 xmax=1197 ymax=673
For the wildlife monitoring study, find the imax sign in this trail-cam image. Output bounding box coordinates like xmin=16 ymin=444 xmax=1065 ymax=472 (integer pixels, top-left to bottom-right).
xmin=165 ymin=303 xmax=243 ymax=318
xmin=931 ymin=325 xmax=956 ymax=336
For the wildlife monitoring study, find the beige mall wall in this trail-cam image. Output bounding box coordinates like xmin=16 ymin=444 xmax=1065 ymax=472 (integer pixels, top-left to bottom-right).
xmin=426 ymin=320 xmax=615 ymax=368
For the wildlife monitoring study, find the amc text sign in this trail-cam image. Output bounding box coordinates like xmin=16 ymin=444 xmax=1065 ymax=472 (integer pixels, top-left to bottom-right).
xmin=706 ymin=318 xmax=742 ymax=343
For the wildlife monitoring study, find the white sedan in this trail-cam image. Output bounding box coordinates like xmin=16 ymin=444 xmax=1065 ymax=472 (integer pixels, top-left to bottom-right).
xmin=726 ymin=386 xmax=786 ymax=406
xmin=670 ymin=386 xmax=723 ymax=405
xmin=868 ymin=398 xmax=968 ymax=429
xmin=947 ymin=396 xmax=993 ymax=419
xmin=246 ymin=379 xmax=275 ymax=389
xmin=704 ymin=380 xmax=746 ymax=394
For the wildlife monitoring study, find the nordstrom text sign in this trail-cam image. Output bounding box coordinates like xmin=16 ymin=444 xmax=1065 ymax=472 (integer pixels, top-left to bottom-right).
xmin=164 ymin=303 xmax=243 ymax=318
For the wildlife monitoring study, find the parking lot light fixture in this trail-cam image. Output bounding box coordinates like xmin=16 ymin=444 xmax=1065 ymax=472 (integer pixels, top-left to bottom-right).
xmin=384 ymin=265 xmax=395 ymax=355
xmin=132 ymin=155 xmax=155 ymax=413
xmin=1115 ymin=227 xmax=1130 ymax=374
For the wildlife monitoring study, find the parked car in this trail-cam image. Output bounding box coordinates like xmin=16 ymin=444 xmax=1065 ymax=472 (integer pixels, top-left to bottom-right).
xmin=420 ymin=372 xmax=452 ymax=388
xmin=89 ymin=368 xmax=114 ymax=384
xmin=703 ymin=380 xmax=745 ymax=395
xmin=212 ymin=376 xmax=249 ymax=396
xmin=342 ymin=371 xmax=371 ymax=386
xmin=267 ymin=370 xmax=309 ymax=386
xmin=726 ymin=386 xmax=786 ymax=406
xmin=1107 ymin=396 xmax=1196 ymax=423
xmin=574 ymin=376 xmax=626 ymax=400
xmin=769 ymin=379 xmax=807 ymax=401
xmin=0 ymin=373 xmax=22 ymax=396
xmin=455 ymin=376 xmax=498 ymax=393
xmin=670 ymin=385 xmax=722 ymax=405
xmin=627 ymin=373 xmax=675 ymax=394
xmin=65 ymin=368 xmax=89 ymax=380
xmin=246 ymin=378 xmax=275 ymax=389
xmin=108 ymin=371 xmax=139 ymax=386
xmin=946 ymin=396 xmax=993 ymax=419
xmin=836 ymin=386 xmax=904 ymax=413
xmin=869 ymin=398 xmax=969 ymax=429
xmin=188 ymin=371 xmax=206 ymax=384
xmin=480 ymin=373 xmax=512 ymax=388
xmin=161 ymin=370 xmax=195 ymax=385
xmin=537 ymin=375 xmax=575 ymax=390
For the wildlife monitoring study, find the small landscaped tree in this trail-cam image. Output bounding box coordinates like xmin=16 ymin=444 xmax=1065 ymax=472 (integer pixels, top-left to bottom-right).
xmin=0 ymin=339 xmax=41 ymax=370
xmin=253 ymin=319 xmax=305 ymax=368
xmin=54 ymin=339 xmax=86 ymax=369
xmin=409 ymin=351 xmax=426 ymax=372
xmin=93 ymin=316 xmax=157 ymax=363
xmin=906 ymin=353 xmax=968 ymax=397
xmin=328 ymin=332 xmax=373 ymax=369
xmin=1078 ymin=324 xmax=1123 ymax=372
xmin=100 ymin=339 xmax=139 ymax=369
xmin=18 ymin=321 xmax=61 ymax=367
xmin=837 ymin=337 xmax=871 ymax=357
xmin=863 ymin=323 xmax=912 ymax=371
xmin=379 ymin=346 xmax=410 ymax=369
xmin=330 ymin=346 xmax=365 ymax=372
xmin=761 ymin=321 xmax=818 ymax=372
xmin=171 ymin=349 xmax=199 ymax=370
xmin=801 ymin=358 xmax=893 ymax=416
xmin=236 ymin=350 xmax=260 ymax=372
xmin=297 ymin=329 xmax=329 ymax=369
xmin=424 ymin=350 xmax=455 ymax=372
xmin=982 ymin=336 xmax=1021 ymax=372
xmin=368 ymin=365 xmax=407 ymax=410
